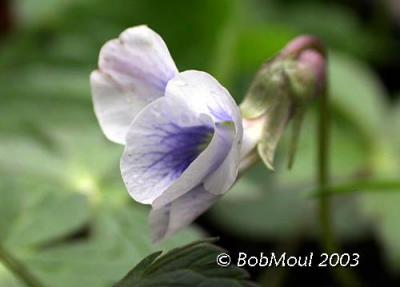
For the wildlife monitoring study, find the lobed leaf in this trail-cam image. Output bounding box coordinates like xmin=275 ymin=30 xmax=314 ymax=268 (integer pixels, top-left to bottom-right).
xmin=114 ymin=240 xmax=257 ymax=287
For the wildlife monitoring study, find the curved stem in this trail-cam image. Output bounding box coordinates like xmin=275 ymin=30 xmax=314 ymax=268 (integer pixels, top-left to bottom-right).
xmin=318 ymin=90 xmax=360 ymax=287
xmin=318 ymin=89 xmax=335 ymax=252
xmin=0 ymin=244 xmax=45 ymax=287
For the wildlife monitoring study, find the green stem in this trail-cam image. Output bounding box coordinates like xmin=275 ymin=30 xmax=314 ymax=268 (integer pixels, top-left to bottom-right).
xmin=0 ymin=244 xmax=45 ymax=287
xmin=318 ymin=89 xmax=334 ymax=251
xmin=318 ymin=90 xmax=360 ymax=287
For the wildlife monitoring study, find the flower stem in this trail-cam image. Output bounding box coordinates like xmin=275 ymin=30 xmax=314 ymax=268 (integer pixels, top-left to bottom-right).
xmin=318 ymin=90 xmax=360 ymax=287
xmin=0 ymin=243 xmax=45 ymax=287
xmin=318 ymin=87 xmax=334 ymax=250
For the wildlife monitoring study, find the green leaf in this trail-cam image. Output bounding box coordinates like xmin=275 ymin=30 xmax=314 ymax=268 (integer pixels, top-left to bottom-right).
xmin=118 ymin=251 xmax=162 ymax=284
xmin=0 ymin=178 xmax=90 ymax=249
xmin=114 ymin=240 xmax=257 ymax=287
xmin=0 ymin=180 xmax=202 ymax=287
xmin=0 ymin=183 xmax=23 ymax=243
xmin=0 ymin=103 xmax=202 ymax=287
xmin=5 ymin=190 xmax=89 ymax=249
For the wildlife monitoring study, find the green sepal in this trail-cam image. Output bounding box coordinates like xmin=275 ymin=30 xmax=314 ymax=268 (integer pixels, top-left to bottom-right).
xmin=240 ymin=58 xmax=287 ymax=119
xmin=257 ymin=90 xmax=292 ymax=170
xmin=243 ymin=58 xmax=316 ymax=170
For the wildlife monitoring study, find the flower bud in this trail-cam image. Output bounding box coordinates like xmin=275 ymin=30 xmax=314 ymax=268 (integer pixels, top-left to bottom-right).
xmin=240 ymin=35 xmax=327 ymax=170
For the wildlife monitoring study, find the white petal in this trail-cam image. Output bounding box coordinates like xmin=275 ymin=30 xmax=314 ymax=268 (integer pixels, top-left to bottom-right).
xmin=121 ymin=95 xmax=225 ymax=205
xmin=90 ymin=71 xmax=147 ymax=144
xmin=203 ymin=131 xmax=241 ymax=195
xmin=150 ymin=185 xmax=219 ymax=243
xmin=165 ymin=70 xmax=242 ymax=126
xmin=148 ymin=206 xmax=170 ymax=243
xmin=166 ymin=71 xmax=243 ymax=195
xmin=204 ymin=113 xmax=244 ymax=196
xmin=91 ymin=25 xmax=178 ymax=144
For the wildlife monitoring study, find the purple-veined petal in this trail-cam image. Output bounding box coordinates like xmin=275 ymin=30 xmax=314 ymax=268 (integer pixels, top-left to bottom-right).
xmin=165 ymin=70 xmax=243 ymax=195
xmin=150 ymin=123 xmax=233 ymax=208
xmin=91 ymin=25 xmax=178 ymax=144
xmin=120 ymin=94 xmax=232 ymax=205
xmin=149 ymin=185 xmax=219 ymax=243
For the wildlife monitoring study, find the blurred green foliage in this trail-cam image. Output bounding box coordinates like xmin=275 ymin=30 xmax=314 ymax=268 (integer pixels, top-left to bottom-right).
xmin=1 ymin=0 xmax=400 ymax=286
